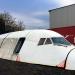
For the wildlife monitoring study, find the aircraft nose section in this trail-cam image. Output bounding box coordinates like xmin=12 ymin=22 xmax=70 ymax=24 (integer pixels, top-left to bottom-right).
xmin=66 ymin=48 xmax=75 ymax=70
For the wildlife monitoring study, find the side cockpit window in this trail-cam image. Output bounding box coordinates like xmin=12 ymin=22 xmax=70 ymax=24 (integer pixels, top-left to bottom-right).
xmin=45 ymin=38 xmax=52 ymax=44
xmin=14 ymin=38 xmax=25 ymax=54
xmin=38 ymin=38 xmax=52 ymax=45
xmin=38 ymin=38 xmax=46 ymax=45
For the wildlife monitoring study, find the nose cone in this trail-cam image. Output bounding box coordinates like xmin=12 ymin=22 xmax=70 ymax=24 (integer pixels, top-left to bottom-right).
xmin=66 ymin=48 xmax=75 ymax=70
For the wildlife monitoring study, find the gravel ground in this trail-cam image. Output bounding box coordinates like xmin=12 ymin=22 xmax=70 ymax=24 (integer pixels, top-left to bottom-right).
xmin=0 ymin=58 xmax=75 ymax=75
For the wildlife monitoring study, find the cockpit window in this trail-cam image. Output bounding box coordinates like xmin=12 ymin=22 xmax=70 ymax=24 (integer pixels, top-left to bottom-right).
xmin=51 ymin=37 xmax=71 ymax=46
xmin=45 ymin=38 xmax=52 ymax=44
xmin=38 ymin=38 xmax=52 ymax=45
xmin=38 ymin=38 xmax=46 ymax=45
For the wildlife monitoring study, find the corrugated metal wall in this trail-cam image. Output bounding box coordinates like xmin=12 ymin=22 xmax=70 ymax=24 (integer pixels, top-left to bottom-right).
xmin=49 ymin=4 xmax=75 ymax=29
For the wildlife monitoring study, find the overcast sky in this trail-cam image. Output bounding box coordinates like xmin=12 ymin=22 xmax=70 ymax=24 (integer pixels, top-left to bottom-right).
xmin=0 ymin=0 xmax=75 ymax=29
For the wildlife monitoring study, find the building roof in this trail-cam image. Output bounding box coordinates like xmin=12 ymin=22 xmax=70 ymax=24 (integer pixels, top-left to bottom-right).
xmin=49 ymin=4 xmax=75 ymax=12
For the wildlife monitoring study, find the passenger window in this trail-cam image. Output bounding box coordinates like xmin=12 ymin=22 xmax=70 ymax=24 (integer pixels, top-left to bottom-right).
xmin=38 ymin=38 xmax=46 ymax=45
xmin=45 ymin=38 xmax=52 ymax=44
xmin=14 ymin=38 xmax=25 ymax=54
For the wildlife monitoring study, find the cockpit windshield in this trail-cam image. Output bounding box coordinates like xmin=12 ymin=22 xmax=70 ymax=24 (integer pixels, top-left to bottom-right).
xmin=51 ymin=37 xmax=71 ymax=46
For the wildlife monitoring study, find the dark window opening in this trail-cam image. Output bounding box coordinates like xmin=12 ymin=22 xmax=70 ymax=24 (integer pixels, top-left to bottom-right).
xmin=38 ymin=38 xmax=46 ymax=45
xmin=14 ymin=38 xmax=25 ymax=54
xmin=45 ymin=38 xmax=52 ymax=44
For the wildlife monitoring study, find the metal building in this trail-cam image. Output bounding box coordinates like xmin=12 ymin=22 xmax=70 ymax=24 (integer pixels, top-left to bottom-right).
xmin=49 ymin=4 xmax=75 ymax=45
xmin=49 ymin=4 xmax=75 ymax=29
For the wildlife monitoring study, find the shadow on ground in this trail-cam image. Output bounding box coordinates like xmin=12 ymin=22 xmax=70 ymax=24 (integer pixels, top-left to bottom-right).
xmin=0 ymin=58 xmax=75 ymax=75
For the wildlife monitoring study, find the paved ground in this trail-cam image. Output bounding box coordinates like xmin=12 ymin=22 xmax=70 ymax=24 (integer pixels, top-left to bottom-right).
xmin=0 ymin=58 xmax=75 ymax=75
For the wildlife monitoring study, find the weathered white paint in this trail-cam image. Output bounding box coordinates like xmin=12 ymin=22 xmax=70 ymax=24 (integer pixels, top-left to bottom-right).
xmin=0 ymin=30 xmax=75 ymax=70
